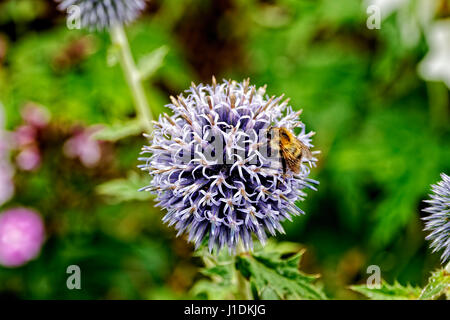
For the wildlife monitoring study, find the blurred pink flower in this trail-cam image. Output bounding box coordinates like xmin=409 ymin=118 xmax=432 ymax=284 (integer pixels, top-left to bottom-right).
xmin=21 ymin=103 xmax=51 ymax=129
xmin=14 ymin=125 xmax=37 ymax=148
xmin=0 ymin=208 xmax=45 ymax=267
xmin=16 ymin=146 xmax=41 ymax=171
xmin=63 ymin=127 xmax=102 ymax=168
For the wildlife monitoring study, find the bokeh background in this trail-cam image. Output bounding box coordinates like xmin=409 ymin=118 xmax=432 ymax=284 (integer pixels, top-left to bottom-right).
xmin=0 ymin=0 xmax=449 ymax=299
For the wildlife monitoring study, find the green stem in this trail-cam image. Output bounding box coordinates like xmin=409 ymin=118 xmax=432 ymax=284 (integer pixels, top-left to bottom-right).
xmin=235 ymin=243 xmax=252 ymax=300
xmin=427 ymin=81 xmax=449 ymax=130
xmin=109 ymin=24 xmax=153 ymax=133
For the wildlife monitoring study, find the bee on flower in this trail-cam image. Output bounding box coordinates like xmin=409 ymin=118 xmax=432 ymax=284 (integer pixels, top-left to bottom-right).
xmin=139 ymin=78 xmax=319 ymax=253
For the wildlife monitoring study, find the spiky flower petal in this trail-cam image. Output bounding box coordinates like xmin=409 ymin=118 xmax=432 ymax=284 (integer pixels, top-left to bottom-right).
xmin=56 ymin=0 xmax=147 ymax=30
xmin=423 ymin=173 xmax=450 ymax=263
xmin=139 ymin=78 xmax=318 ymax=252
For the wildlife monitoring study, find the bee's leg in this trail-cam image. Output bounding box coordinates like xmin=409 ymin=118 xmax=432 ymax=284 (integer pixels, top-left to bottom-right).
xmin=281 ymin=157 xmax=287 ymax=175
xmin=277 ymin=157 xmax=287 ymax=188
xmin=276 ymin=157 xmax=287 ymax=189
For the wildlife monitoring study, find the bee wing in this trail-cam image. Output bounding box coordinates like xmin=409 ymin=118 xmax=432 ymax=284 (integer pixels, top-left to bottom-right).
xmin=281 ymin=146 xmax=302 ymax=174
xmin=300 ymin=143 xmax=313 ymax=160
xmin=284 ymin=137 xmax=314 ymax=174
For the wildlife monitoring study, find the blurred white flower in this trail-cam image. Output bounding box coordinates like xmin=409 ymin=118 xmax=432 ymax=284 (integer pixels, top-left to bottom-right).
xmin=418 ymin=20 xmax=450 ymax=89
xmin=0 ymin=103 xmax=14 ymax=206
xmin=365 ymin=0 xmax=440 ymax=48
xmin=365 ymin=0 xmax=407 ymax=20
xmin=365 ymin=0 xmax=437 ymax=22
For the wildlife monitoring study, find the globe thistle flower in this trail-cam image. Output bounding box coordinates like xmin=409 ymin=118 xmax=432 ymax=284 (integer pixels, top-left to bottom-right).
xmin=0 ymin=208 xmax=45 ymax=267
xmin=422 ymin=173 xmax=450 ymax=263
xmin=56 ymin=0 xmax=147 ymax=30
xmin=139 ymin=78 xmax=318 ymax=253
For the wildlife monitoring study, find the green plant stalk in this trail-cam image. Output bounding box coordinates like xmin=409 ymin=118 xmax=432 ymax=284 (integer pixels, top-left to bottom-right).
xmin=109 ymin=24 xmax=153 ymax=133
xmin=235 ymin=243 xmax=252 ymax=300
xmin=427 ymin=81 xmax=449 ymax=130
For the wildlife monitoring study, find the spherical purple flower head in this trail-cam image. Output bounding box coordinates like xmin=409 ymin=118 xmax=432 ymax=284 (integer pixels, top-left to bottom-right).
xmin=139 ymin=78 xmax=318 ymax=253
xmin=422 ymin=173 xmax=450 ymax=263
xmin=0 ymin=208 xmax=45 ymax=267
xmin=56 ymin=0 xmax=147 ymax=30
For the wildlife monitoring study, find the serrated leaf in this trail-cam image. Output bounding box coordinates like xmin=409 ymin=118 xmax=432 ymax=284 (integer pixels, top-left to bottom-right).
xmin=351 ymin=281 xmax=421 ymax=300
xmin=93 ymin=119 xmax=142 ymax=141
xmin=138 ymin=46 xmax=169 ymax=80
xmin=96 ymin=171 xmax=152 ymax=203
xmin=262 ymin=240 xmax=304 ymax=255
xmin=190 ymin=279 xmax=235 ymax=300
xmin=235 ymin=251 xmax=327 ymax=300
xmin=419 ymin=269 xmax=450 ymax=300
xmin=191 ymin=263 xmax=236 ymax=300
xmin=201 ymin=264 xmax=234 ymax=280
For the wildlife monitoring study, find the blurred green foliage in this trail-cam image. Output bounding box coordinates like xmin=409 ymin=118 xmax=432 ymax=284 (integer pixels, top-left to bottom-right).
xmin=0 ymin=0 xmax=448 ymax=299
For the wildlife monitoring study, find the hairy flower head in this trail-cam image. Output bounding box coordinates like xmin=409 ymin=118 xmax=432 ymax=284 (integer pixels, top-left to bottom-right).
xmin=423 ymin=173 xmax=450 ymax=263
xmin=139 ymin=78 xmax=318 ymax=252
xmin=57 ymin=0 xmax=147 ymax=30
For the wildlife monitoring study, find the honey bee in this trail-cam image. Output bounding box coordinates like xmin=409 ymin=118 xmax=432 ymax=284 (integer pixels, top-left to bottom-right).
xmin=269 ymin=127 xmax=312 ymax=174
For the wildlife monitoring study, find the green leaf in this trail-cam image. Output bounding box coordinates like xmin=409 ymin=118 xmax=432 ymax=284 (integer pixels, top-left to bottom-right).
xmin=261 ymin=240 xmax=304 ymax=256
xmin=96 ymin=171 xmax=152 ymax=203
xmin=191 ymin=263 xmax=236 ymax=300
xmin=419 ymin=268 xmax=450 ymax=300
xmin=351 ymin=281 xmax=421 ymax=300
xmin=201 ymin=264 xmax=233 ymax=280
xmin=92 ymin=119 xmax=143 ymax=141
xmin=235 ymin=251 xmax=327 ymax=300
xmin=137 ymin=46 xmax=169 ymax=80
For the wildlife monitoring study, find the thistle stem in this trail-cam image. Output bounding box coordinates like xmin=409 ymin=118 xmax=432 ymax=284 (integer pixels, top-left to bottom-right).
xmin=109 ymin=24 xmax=153 ymax=133
xmin=235 ymin=243 xmax=252 ymax=300
xmin=427 ymin=81 xmax=448 ymax=130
